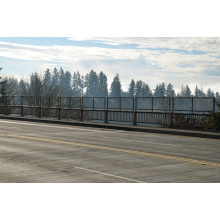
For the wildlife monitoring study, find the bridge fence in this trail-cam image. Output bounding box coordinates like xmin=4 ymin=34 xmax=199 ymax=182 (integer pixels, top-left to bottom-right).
xmin=0 ymin=95 xmax=217 ymax=129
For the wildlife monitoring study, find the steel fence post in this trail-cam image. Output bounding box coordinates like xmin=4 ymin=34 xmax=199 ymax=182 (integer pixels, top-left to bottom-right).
xmin=152 ymin=97 xmax=154 ymax=112
xmin=21 ymin=96 xmax=24 ymax=116
xmin=38 ymin=96 xmax=42 ymax=118
xmin=213 ymin=97 xmax=216 ymax=112
xmin=58 ymin=97 xmax=61 ymax=119
xmin=80 ymin=97 xmax=83 ymax=121
xmin=104 ymin=97 xmax=108 ymax=123
xmin=132 ymin=97 xmax=137 ymax=125
xmin=4 ymin=96 xmax=8 ymax=115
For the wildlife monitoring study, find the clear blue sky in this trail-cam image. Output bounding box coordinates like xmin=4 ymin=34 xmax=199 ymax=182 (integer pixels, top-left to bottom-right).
xmin=0 ymin=37 xmax=220 ymax=93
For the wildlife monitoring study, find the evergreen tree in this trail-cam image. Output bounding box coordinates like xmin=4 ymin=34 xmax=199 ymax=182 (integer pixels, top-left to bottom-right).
xmin=166 ymin=83 xmax=176 ymax=97
xmin=154 ymin=82 xmax=166 ymax=97
xmin=98 ymin=71 xmax=108 ymax=97
xmin=142 ymin=83 xmax=152 ymax=97
xmin=180 ymin=85 xmax=191 ymax=97
xmin=72 ymin=71 xmax=84 ymax=96
xmin=215 ymin=92 xmax=220 ymax=101
xmin=52 ymin=67 xmax=60 ymax=86
xmin=194 ymin=86 xmax=206 ymax=97
xmin=0 ymin=67 xmax=7 ymax=96
xmin=206 ymin=88 xmax=215 ymax=97
xmin=135 ymin=80 xmax=143 ymax=97
xmin=30 ymin=72 xmax=42 ymax=96
xmin=194 ymin=86 xmax=199 ymax=97
xmin=128 ymin=79 xmax=135 ymax=97
xmin=110 ymin=73 xmax=122 ymax=97
xmin=0 ymin=78 xmax=8 ymax=96
xmin=85 ymin=70 xmax=99 ymax=97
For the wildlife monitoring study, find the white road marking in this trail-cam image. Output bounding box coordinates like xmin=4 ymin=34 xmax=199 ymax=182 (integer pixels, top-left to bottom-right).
xmin=0 ymin=120 xmax=179 ymax=147
xmin=0 ymin=120 xmax=111 ymax=133
xmin=73 ymin=166 xmax=145 ymax=183
xmin=1 ymin=119 xmax=217 ymax=149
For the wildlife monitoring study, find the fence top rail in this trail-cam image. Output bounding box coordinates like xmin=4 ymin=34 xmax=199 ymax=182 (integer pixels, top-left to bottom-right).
xmin=82 ymin=97 xmax=106 ymax=99
xmin=173 ymin=97 xmax=214 ymax=99
xmin=0 ymin=95 xmax=216 ymax=99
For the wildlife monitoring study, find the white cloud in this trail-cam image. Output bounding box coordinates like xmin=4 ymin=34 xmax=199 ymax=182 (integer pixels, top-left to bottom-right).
xmin=1 ymin=38 xmax=220 ymax=92
xmin=68 ymin=37 xmax=220 ymax=53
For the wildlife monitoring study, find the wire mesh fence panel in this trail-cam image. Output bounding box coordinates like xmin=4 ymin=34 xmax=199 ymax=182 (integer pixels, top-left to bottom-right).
xmin=49 ymin=97 xmax=59 ymax=108
xmin=22 ymin=107 xmax=39 ymax=117
xmin=193 ymin=98 xmax=214 ymax=112
xmin=153 ymin=98 xmax=170 ymax=112
xmin=121 ymin=98 xmax=133 ymax=110
xmin=60 ymin=97 xmax=80 ymax=108
xmin=173 ymin=97 xmax=192 ymax=112
xmin=40 ymin=96 xmax=50 ymax=108
xmin=7 ymin=106 xmax=21 ymax=115
xmin=94 ymin=98 xmax=105 ymax=110
xmin=0 ymin=96 xmax=11 ymax=106
xmin=4 ymin=96 xmax=21 ymax=106
xmin=82 ymin=110 xmax=104 ymax=121
xmin=83 ymin=97 xmax=94 ymax=109
xmin=108 ymin=98 xmax=120 ymax=110
xmin=41 ymin=108 xmax=58 ymax=118
xmin=22 ymin=96 xmax=41 ymax=107
xmin=136 ymin=98 xmax=153 ymax=111
xmin=60 ymin=109 xmax=80 ymax=119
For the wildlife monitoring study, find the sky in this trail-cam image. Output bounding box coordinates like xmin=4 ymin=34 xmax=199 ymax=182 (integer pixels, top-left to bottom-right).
xmin=0 ymin=37 xmax=220 ymax=94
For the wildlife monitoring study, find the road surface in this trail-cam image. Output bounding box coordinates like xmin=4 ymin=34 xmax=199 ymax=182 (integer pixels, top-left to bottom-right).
xmin=0 ymin=119 xmax=220 ymax=182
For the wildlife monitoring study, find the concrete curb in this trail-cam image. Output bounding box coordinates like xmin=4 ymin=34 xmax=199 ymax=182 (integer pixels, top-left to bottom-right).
xmin=0 ymin=115 xmax=220 ymax=140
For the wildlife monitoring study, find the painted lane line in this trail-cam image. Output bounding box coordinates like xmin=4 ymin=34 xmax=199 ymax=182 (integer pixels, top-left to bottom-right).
xmin=0 ymin=119 xmax=206 ymax=148
xmin=20 ymin=166 xmax=144 ymax=183
xmin=1 ymin=132 xmax=220 ymax=168
xmin=0 ymin=120 xmax=111 ymax=133
xmin=73 ymin=166 xmax=145 ymax=183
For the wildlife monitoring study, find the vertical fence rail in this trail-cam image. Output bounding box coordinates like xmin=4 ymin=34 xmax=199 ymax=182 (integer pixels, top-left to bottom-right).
xmin=58 ymin=97 xmax=61 ymax=119
xmin=21 ymin=96 xmax=23 ymax=116
xmin=80 ymin=97 xmax=83 ymax=121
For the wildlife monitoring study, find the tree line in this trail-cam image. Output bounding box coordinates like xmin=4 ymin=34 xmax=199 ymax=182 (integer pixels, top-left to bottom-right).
xmin=0 ymin=67 xmax=219 ymax=99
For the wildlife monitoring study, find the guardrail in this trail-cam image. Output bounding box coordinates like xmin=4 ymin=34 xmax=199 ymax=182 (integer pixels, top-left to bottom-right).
xmin=0 ymin=95 xmax=217 ymax=129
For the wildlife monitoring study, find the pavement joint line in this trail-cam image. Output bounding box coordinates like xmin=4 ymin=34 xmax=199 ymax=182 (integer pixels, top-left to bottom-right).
xmin=1 ymin=132 xmax=220 ymax=168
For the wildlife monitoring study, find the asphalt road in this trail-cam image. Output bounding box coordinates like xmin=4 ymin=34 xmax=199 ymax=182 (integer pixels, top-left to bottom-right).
xmin=0 ymin=119 xmax=220 ymax=183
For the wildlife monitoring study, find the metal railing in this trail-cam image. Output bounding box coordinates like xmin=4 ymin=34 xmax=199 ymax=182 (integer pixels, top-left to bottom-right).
xmin=0 ymin=95 xmax=217 ymax=129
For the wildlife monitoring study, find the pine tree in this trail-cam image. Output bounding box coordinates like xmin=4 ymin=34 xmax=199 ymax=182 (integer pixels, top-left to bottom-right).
xmin=73 ymin=71 xmax=83 ymax=96
xmin=194 ymin=86 xmax=199 ymax=97
xmin=180 ymin=85 xmax=191 ymax=97
xmin=85 ymin=70 xmax=99 ymax=97
xmin=166 ymin=83 xmax=175 ymax=97
xmin=194 ymin=86 xmax=206 ymax=97
xmin=128 ymin=79 xmax=135 ymax=97
xmin=52 ymin=68 xmax=60 ymax=86
xmin=0 ymin=78 xmax=8 ymax=96
xmin=98 ymin=71 xmax=108 ymax=97
xmin=206 ymin=88 xmax=215 ymax=97
xmin=154 ymin=82 xmax=166 ymax=97
xmin=142 ymin=83 xmax=152 ymax=97
xmin=135 ymin=80 xmax=143 ymax=97
xmin=110 ymin=73 xmax=122 ymax=97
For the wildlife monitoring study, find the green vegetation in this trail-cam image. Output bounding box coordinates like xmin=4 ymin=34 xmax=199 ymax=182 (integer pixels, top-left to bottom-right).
xmin=210 ymin=101 xmax=220 ymax=130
